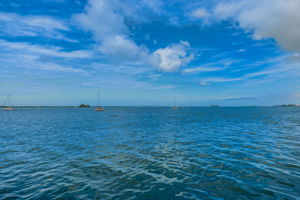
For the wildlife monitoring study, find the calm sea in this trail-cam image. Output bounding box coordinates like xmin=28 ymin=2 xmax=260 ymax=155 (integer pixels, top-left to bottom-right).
xmin=0 ymin=107 xmax=300 ymax=199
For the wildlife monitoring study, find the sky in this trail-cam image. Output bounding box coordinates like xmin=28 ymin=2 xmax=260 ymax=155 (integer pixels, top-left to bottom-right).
xmin=1 ymin=0 xmax=300 ymax=106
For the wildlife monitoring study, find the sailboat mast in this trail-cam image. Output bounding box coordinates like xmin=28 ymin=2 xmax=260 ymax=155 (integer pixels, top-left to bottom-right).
xmin=95 ymin=89 xmax=104 ymax=111
xmin=2 ymin=95 xmax=9 ymax=107
xmin=7 ymin=95 xmax=10 ymax=107
xmin=98 ymin=89 xmax=100 ymax=106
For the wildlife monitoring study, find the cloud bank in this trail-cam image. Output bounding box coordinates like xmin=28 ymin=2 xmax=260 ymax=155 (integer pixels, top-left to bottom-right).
xmin=192 ymin=0 xmax=300 ymax=52
xmin=75 ymin=0 xmax=193 ymax=72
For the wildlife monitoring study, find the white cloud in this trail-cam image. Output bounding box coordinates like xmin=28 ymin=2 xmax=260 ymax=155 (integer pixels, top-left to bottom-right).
xmin=191 ymin=8 xmax=210 ymax=18
xmin=183 ymin=66 xmax=222 ymax=74
xmin=213 ymin=2 xmax=242 ymax=20
xmin=193 ymin=0 xmax=300 ymax=52
xmin=183 ymin=58 xmax=238 ymax=74
xmin=244 ymin=59 xmax=300 ymax=79
xmin=153 ymin=41 xmax=194 ymax=72
xmin=0 ymin=40 xmax=89 ymax=73
xmin=149 ymin=84 xmax=176 ymax=90
xmin=75 ymin=0 xmax=194 ymax=71
xmin=232 ymin=54 xmax=300 ymax=86
xmin=98 ymin=35 xmax=149 ymax=62
xmin=38 ymin=63 xmax=84 ymax=73
xmin=147 ymin=73 xmax=162 ymax=80
xmin=0 ymin=52 xmax=84 ymax=73
xmin=75 ymin=0 xmax=148 ymax=62
xmin=140 ymin=0 xmax=163 ymax=14
xmin=199 ymin=82 xmax=210 ymax=86
xmin=199 ymin=77 xmax=242 ymax=86
xmin=0 ymin=40 xmax=92 ymax=58
xmin=0 ymin=12 xmax=74 ymax=42
xmin=75 ymin=0 xmax=126 ymax=40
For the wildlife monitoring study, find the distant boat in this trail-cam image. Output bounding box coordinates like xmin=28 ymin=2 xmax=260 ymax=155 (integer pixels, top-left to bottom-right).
xmin=172 ymin=106 xmax=178 ymax=110
xmin=172 ymin=97 xmax=178 ymax=110
xmin=2 ymin=95 xmax=16 ymax=111
xmin=95 ymin=89 xmax=104 ymax=111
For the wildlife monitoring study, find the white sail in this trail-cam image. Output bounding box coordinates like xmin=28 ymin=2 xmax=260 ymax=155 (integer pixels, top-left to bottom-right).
xmin=2 ymin=94 xmax=16 ymax=111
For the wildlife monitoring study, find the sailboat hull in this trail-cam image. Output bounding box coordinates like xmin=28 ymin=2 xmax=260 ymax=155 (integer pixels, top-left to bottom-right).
xmin=95 ymin=89 xmax=104 ymax=111
xmin=3 ymin=107 xmax=16 ymax=111
xmin=95 ymin=108 xmax=104 ymax=111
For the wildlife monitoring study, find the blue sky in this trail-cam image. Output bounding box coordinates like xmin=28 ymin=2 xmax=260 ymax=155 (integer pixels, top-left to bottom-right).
xmin=1 ymin=0 xmax=300 ymax=106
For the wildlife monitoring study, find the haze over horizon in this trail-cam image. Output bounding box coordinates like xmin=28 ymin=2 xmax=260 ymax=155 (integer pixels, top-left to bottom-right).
xmin=1 ymin=0 xmax=300 ymax=106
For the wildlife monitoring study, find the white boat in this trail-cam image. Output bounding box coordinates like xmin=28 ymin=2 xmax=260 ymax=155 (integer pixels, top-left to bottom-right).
xmin=172 ymin=97 xmax=178 ymax=110
xmin=95 ymin=89 xmax=104 ymax=111
xmin=172 ymin=106 xmax=178 ymax=110
xmin=95 ymin=107 xmax=104 ymax=111
xmin=2 ymin=95 xmax=16 ymax=111
xmin=4 ymin=107 xmax=16 ymax=111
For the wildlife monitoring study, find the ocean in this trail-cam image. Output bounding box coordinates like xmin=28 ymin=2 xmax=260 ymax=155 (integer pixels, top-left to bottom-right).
xmin=0 ymin=107 xmax=300 ymax=199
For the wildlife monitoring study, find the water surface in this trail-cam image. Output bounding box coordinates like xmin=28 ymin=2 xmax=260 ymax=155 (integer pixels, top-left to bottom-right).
xmin=1 ymin=107 xmax=300 ymax=199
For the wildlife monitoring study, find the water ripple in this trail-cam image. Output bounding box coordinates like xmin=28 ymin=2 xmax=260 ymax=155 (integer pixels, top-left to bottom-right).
xmin=0 ymin=107 xmax=300 ymax=199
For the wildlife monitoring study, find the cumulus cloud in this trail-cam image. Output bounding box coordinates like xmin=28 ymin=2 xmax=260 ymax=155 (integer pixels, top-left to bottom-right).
xmin=98 ymin=35 xmax=150 ymax=62
xmin=0 ymin=12 xmax=74 ymax=42
xmin=192 ymin=0 xmax=300 ymax=52
xmin=153 ymin=41 xmax=194 ymax=72
xmin=75 ymin=0 xmax=126 ymax=40
xmin=75 ymin=0 xmax=150 ymax=62
xmin=75 ymin=0 xmax=193 ymax=71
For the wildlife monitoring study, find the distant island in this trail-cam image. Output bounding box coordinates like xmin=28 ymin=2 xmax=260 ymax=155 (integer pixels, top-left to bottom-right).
xmin=278 ymin=104 xmax=300 ymax=107
xmin=1 ymin=105 xmax=300 ymax=108
xmin=79 ymin=104 xmax=90 ymax=108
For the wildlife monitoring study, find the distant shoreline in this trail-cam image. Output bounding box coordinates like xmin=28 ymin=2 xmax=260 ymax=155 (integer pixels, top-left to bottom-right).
xmin=1 ymin=105 xmax=300 ymax=108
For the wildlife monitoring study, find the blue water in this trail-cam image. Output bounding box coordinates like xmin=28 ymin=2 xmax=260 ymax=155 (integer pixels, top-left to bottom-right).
xmin=0 ymin=107 xmax=300 ymax=199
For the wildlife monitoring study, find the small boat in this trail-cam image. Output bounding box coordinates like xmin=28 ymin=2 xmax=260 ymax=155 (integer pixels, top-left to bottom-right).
xmin=95 ymin=89 xmax=104 ymax=111
xmin=172 ymin=97 xmax=178 ymax=110
xmin=95 ymin=107 xmax=104 ymax=111
xmin=2 ymin=95 xmax=16 ymax=111
xmin=4 ymin=107 xmax=16 ymax=111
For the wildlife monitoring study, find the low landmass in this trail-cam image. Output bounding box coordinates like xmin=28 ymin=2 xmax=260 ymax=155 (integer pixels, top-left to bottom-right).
xmin=79 ymin=104 xmax=90 ymax=108
xmin=1 ymin=105 xmax=300 ymax=108
xmin=277 ymin=104 xmax=300 ymax=107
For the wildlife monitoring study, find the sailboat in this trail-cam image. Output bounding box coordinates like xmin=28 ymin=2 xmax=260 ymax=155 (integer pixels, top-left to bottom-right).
xmin=2 ymin=95 xmax=16 ymax=111
xmin=172 ymin=97 xmax=178 ymax=110
xmin=95 ymin=89 xmax=104 ymax=111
